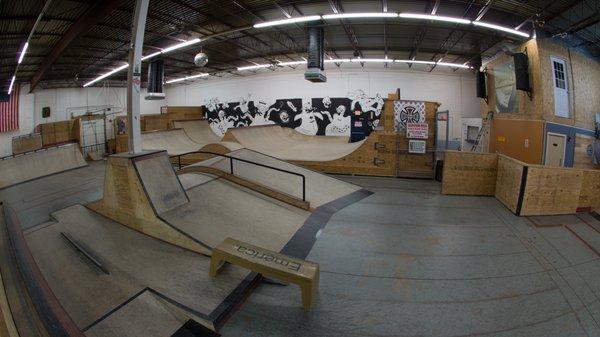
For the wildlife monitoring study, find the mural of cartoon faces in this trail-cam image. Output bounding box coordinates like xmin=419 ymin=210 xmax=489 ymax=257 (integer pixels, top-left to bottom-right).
xmin=203 ymin=92 xmax=384 ymax=137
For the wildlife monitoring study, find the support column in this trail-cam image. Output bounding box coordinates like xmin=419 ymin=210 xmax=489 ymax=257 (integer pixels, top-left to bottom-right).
xmin=127 ymin=0 xmax=149 ymax=154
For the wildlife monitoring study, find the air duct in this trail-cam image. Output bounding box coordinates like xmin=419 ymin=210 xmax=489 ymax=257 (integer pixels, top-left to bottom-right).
xmin=146 ymin=59 xmax=165 ymax=100
xmin=305 ymin=23 xmax=326 ymax=82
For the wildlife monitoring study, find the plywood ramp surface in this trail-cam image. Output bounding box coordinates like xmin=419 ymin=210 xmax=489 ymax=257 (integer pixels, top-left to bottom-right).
xmin=181 ymin=148 xmax=361 ymax=207
xmin=0 ymin=143 xmax=87 ymax=189
xmin=141 ymin=129 xmax=201 ymax=155
xmin=26 ymin=205 xmax=248 ymax=331
xmin=225 ymin=125 xmax=364 ymax=162
xmin=161 ymin=178 xmax=310 ymax=252
xmin=173 ymin=120 xmax=222 ymax=145
xmin=442 ymin=151 xmax=498 ymax=196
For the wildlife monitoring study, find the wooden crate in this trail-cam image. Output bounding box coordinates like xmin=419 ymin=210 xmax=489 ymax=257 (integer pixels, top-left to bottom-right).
xmin=441 ymin=151 xmax=498 ymax=196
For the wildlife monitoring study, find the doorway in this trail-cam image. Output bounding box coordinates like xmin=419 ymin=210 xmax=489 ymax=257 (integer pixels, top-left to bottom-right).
xmin=551 ymin=57 xmax=570 ymax=118
xmin=545 ymin=132 xmax=566 ymax=167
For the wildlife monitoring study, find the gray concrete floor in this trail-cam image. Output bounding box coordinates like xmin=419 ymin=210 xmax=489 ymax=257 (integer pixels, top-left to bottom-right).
xmin=221 ymin=175 xmax=600 ymax=337
xmin=2 ymin=165 xmax=600 ymax=336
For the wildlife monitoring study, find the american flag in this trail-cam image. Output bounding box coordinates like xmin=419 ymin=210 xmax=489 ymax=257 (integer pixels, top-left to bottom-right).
xmin=0 ymin=85 xmax=19 ymax=133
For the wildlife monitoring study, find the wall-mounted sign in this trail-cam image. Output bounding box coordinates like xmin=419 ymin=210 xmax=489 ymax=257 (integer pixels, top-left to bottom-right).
xmin=497 ymin=136 xmax=506 ymax=142
xmin=394 ymin=101 xmax=425 ymax=132
xmin=408 ymin=140 xmax=426 ymax=154
xmin=406 ymin=122 xmax=429 ymax=139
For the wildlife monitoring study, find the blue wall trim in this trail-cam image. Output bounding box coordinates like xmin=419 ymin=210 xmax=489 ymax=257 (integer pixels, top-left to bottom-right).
xmin=545 ymin=122 xmax=596 ymax=167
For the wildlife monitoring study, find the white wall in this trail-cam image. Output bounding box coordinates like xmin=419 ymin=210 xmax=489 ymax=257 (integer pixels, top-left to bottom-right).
xmin=0 ymin=83 xmax=164 ymax=157
xmin=0 ymin=67 xmax=480 ymax=157
xmin=166 ymin=67 xmax=480 ymax=144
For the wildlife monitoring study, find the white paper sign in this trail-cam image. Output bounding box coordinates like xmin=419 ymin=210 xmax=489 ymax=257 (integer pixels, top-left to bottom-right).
xmin=406 ymin=123 xmax=429 ymax=139
xmin=408 ymin=140 xmax=426 ymax=154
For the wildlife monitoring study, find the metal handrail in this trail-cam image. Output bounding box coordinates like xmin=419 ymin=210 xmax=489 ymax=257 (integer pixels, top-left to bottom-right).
xmin=171 ymin=151 xmax=306 ymax=201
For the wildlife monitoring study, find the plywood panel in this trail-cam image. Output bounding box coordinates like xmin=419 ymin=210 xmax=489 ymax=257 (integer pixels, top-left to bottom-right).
xmin=442 ymin=151 xmax=498 ymax=196
xmin=495 ymin=155 xmax=525 ymax=214
xmin=165 ymin=106 xmax=204 ymax=121
xmin=520 ymin=166 xmax=583 ymax=216
xmin=490 ymin=119 xmax=544 ymax=164
xmin=11 ymin=133 xmax=42 ymax=155
xmin=578 ymin=170 xmax=600 ymax=211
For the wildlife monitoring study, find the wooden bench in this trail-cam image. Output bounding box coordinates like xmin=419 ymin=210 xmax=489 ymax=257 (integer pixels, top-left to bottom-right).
xmin=209 ymin=237 xmax=319 ymax=310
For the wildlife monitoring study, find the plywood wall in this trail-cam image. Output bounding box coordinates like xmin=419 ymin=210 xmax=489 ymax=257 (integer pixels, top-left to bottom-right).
xmin=482 ymin=38 xmax=600 ymax=132
xmin=495 ymin=155 xmax=525 ymax=214
xmin=443 ymin=151 xmax=600 ymax=215
xmin=520 ymin=166 xmax=583 ymax=216
xmin=481 ymin=39 xmax=543 ymax=120
xmin=537 ymin=39 xmax=600 ymax=129
xmin=441 ymin=151 xmax=498 ymax=196
xmin=490 ymin=119 xmax=544 ymax=164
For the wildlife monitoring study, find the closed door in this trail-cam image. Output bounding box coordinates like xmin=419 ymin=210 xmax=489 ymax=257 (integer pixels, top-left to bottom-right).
xmin=545 ymin=133 xmax=566 ymax=167
xmin=551 ymin=57 xmax=569 ymax=118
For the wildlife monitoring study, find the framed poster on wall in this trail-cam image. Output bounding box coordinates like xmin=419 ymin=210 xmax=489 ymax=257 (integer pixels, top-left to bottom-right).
xmin=408 ymin=140 xmax=426 ymax=154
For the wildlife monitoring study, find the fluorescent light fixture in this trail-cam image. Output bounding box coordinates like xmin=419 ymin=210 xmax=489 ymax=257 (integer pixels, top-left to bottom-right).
xmin=141 ymin=51 xmax=162 ymax=61
xmin=161 ymin=38 xmax=201 ymax=54
xmin=83 ymin=64 xmax=129 ymax=87
xmin=18 ymin=42 xmax=29 ymax=64
xmin=323 ymin=12 xmax=398 ymax=20
xmin=7 ymin=75 xmax=15 ymax=95
xmin=278 ymin=60 xmax=307 ymax=66
xmin=254 ymin=15 xmax=321 ymax=28
xmin=436 ymin=62 xmax=472 ymax=69
xmin=399 ymin=13 xmax=471 ymax=25
xmin=396 ymin=59 xmax=471 ymax=69
xmin=166 ymin=73 xmax=209 ymax=84
xmin=396 ymin=59 xmax=436 ymax=65
xmin=473 ymin=21 xmax=530 ymax=38
xmin=237 ymin=64 xmax=272 ymax=71
xmin=351 ymin=58 xmax=391 ymax=63
xmin=324 ymin=58 xmax=350 ymax=63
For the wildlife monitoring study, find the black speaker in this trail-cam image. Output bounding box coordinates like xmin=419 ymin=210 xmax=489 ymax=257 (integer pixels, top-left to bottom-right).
xmin=514 ymin=53 xmax=530 ymax=92
xmin=476 ymin=71 xmax=487 ymax=99
xmin=148 ymin=59 xmax=164 ymax=94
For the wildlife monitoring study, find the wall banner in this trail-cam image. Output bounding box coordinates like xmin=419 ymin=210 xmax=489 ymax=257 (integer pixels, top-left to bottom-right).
xmin=394 ymin=101 xmax=425 ymax=132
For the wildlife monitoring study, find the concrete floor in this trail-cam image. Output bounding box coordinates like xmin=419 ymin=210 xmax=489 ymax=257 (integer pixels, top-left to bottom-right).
xmin=222 ymin=176 xmax=600 ymax=337
xmin=2 ymin=165 xmax=600 ymax=336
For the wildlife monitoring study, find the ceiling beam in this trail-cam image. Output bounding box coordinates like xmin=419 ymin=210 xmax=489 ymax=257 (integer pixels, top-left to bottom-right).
xmin=29 ymin=0 xmax=123 ymax=91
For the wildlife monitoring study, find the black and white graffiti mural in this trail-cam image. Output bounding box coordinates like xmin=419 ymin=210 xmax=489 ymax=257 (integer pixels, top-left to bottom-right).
xmin=204 ymin=90 xmax=384 ymax=137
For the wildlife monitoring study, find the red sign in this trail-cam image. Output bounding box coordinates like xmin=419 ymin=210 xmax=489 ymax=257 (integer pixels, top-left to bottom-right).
xmin=406 ymin=123 xmax=428 ymax=139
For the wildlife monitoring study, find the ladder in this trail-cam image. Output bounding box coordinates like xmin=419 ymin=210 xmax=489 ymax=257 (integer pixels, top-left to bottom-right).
xmin=471 ymin=111 xmax=493 ymax=152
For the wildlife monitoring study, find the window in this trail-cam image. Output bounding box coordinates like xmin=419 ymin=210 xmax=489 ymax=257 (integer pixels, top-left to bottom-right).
xmin=553 ymin=61 xmax=566 ymax=89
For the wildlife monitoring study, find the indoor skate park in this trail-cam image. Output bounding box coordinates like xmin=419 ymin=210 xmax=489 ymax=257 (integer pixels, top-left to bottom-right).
xmin=1 ymin=0 xmax=600 ymax=336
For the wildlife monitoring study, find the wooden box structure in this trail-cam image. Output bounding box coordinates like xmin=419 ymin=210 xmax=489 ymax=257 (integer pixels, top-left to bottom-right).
xmin=442 ymin=151 xmax=600 ymax=216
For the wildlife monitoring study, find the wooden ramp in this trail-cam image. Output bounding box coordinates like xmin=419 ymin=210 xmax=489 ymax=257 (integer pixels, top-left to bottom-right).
xmin=0 ymin=143 xmax=87 ymax=190
xmin=89 ymin=150 xmax=328 ymax=256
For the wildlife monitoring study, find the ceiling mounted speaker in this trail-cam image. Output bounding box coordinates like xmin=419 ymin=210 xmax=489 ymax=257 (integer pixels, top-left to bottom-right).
xmin=194 ymin=52 xmax=208 ymax=67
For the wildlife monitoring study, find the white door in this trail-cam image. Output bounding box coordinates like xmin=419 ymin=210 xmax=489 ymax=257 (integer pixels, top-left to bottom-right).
xmin=545 ymin=133 xmax=566 ymax=167
xmin=551 ymin=57 xmax=569 ymax=118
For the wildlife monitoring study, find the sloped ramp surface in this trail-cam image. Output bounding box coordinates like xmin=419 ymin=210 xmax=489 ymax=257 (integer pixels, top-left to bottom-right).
xmin=25 ymin=204 xmax=249 ymax=332
xmin=173 ymin=120 xmax=222 ymax=145
xmin=224 ymin=125 xmax=365 ymax=162
xmin=0 ymin=143 xmax=87 ymax=189
xmin=181 ymin=148 xmax=361 ymax=208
